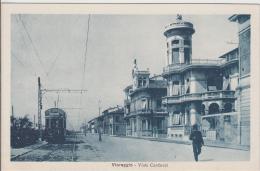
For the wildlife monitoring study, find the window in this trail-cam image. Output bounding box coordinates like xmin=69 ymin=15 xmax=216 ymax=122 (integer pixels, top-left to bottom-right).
xmin=172 ymin=40 xmax=179 ymax=45
xmin=172 ymin=113 xmax=181 ymax=125
xmin=172 ymin=81 xmax=179 ymax=95
xmin=115 ymin=125 xmax=119 ymax=132
xmin=172 ymin=48 xmax=180 ymax=64
xmin=184 ymin=48 xmax=190 ymax=63
xmin=185 ymin=79 xmax=190 ymax=94
xmin=138 ymin=79 xmax=142 ymax=87
xmin=142 ymin=99 xmax=147 ymax=110
xmin=143 ymin=79 xmax=146 ymax=87
xmin=173 ymin=48 xmax=179 ymax=52
xmin=142 ymin=120 xmax=146 ymax=130
xmin=156 ymin=99 xmax=162 ymax=108
xmin=46 ymin=119 xmax=49 ymax=128
xmin=115 ymin=116 xmax=120 ymax=122
xmin=184 ymin=40 xmax=191 ymax=45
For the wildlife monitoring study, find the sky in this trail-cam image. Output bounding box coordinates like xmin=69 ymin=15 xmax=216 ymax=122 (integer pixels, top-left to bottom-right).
xmin=11 ymin=14 xmax=238 ymax=130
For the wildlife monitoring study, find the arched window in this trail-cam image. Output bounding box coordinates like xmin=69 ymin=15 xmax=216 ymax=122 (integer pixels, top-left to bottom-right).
xmin=208 ymin=103 xmax=220 ymax=114
xmin=223 ymin=103 xmax=232 ymax=113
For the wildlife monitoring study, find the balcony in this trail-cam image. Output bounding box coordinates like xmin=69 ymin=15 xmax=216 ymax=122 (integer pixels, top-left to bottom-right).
xmin=202 ymin=90 xmax=235 ymax=99
xmin=127 ymin=108 xmax=167 ymax=117
xmin=162 ymin=93 xmax=202 ymax=104
xmin=162 ymin=90 xmax=235 ymax=104
xmin=163 ymin=59 xmax=224 ymax=76
xmin=163 ymin=57 xmax=238 ymax=76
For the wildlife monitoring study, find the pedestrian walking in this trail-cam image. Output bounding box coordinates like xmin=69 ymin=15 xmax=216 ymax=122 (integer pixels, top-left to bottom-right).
xmin=189 ymin=124 xmax=204 ymax=162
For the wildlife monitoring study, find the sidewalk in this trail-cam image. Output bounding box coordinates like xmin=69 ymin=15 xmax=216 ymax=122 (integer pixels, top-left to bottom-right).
xmin=11 ymin=141 xmax=48 ymax=160
xmin=116 ymin=135 xmax=250 ymax=151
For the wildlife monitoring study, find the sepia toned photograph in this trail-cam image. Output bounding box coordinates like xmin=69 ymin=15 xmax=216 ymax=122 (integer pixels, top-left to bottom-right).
xmin=1 ymin=2 xmax=260 ymax=171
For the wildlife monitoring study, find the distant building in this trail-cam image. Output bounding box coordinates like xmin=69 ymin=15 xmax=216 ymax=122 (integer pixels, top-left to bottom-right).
xmin=87 ymin=106 xmax=126 ymax=136
xmin=124 ymin=60 xmax=168 ymax=138
xmin=88 ymin=117 xmax=99 ymax=134
xmin=229 ymin=14 xmax=250 ymax=146
xmin=102 ymin=106 xmax=126 ymax=136
xmin=162 ymin=15 xmax=241 ymax=143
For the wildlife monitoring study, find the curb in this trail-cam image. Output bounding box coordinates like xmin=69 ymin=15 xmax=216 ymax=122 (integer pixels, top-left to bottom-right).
xmin=115 ymin=135 xmax=249 ymax=151
xmin=11 ymin=142 xmax=48 ymax=160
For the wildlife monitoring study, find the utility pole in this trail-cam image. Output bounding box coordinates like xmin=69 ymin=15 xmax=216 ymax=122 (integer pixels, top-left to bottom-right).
xmin=33 ymin=115 xmax=35 ymax=129
xmin=11 ymin=105 xmax=14 ymax=117
xmin=98 ymin=100 xmax=101 ymax=116
xmin=37 ymin=77 xmax=88 ymax=140
xmin=38 ymin=77 xmax=43 ymax=141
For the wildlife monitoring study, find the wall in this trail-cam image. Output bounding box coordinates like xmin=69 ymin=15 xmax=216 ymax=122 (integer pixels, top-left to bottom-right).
xmin=190 ymin=70 xmax=208 ymax=93
xmin=239 ymin=28 xmax=250 ymax=77
xmin=237 ymin=15 xmax=250 ymax=146
xmin=239 ymin=82 xmax=250 ymax=145
xmin=113 ymin=114 xmax=126 ymax=136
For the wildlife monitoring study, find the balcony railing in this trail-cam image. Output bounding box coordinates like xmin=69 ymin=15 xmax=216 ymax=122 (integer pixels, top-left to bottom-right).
xmin=163 ymin=59 xmax=221 ymax=73
xmin=202 ymin=90 xmax=235 ymax=99
xmin=128 ymin=108 xmax=167 ymax=116
xmin=162 ymin=58 xmax=239 ymax=74
xmin=162 ymin=90 xmax=235 ymax=104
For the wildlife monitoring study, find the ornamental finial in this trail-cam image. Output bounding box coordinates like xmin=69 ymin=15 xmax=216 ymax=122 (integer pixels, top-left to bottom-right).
xmin=176 ymin=14 xmax=182 ymax=21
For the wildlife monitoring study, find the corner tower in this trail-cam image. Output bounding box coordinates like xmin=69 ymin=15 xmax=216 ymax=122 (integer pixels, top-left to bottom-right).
xmin=164 ymin=14 xmax=195 ymax=65
xmin=132 ymin=59 xmax=150 ymax=91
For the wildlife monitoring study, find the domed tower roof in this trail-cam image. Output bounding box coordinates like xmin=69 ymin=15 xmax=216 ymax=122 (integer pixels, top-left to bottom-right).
xmin=164 ymin=14 xmax=195 ymax=37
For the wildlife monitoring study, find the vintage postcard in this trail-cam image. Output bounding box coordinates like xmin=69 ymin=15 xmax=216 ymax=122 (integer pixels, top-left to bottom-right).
xmin=1 ymin=3 xmax=260 ymax=171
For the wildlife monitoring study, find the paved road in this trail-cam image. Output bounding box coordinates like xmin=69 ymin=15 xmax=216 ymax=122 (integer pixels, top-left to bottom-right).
xmin=12 ymin=133 xmax=250 ymax=162
xmin=76 ymin=133 xmax=249 ymax=162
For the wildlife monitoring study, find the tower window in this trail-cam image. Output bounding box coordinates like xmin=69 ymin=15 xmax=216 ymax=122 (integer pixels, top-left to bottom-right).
xmin=172 ymin=40 xmax=179 ymax=45
xmin=143 ymin=80 xmax=146 ymax=86
xmin=138 ymin=79 xmax=142 ymax=87
xmin=184 ymin=40 xmax=191 ymax=45
xmin=184 ymin=48 xmax=190 ymax=64
xmin=156 ymin=99 xmax=162 ymax=108
xmin=172 ymin=48 xmax=180 ymax=64
xmin=173 ymin=48 xmax=179 ymax=52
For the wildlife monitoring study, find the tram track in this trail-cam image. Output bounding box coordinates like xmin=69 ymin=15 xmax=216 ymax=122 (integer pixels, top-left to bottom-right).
xmin=11 ymin=134 xmax=79 ymax=161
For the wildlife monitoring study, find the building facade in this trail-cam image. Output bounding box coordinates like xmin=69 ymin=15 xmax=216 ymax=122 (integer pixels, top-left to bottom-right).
xmin=88 ymin=117 xmax=99 ymax=134
xmin=87 ymin=106 xmax=126 ymax=136
xmin=124 ymin=60 xmax=168 ymax=138
xmin=102 ymin=106 xmax=126 ymax=136
xmin=229 ymin=15 xmax=250 ymax=146
xmin=162 ymin=15 xmax=241 ymax=143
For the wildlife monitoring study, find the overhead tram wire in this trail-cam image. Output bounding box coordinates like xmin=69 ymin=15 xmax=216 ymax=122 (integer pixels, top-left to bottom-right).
xmin=78 ymin=14 xmax=91 ymax=130
xmin=11 ymin=51 xmax=37 ymax=77
xmin=18 ymin=14 xmax=55 ymax=104
xmin=17 ymin=15 xmax=63 ymax=105
xmin=46 ymin=45 xmax=64 ymax=77
xmin=14 ymin=16 xmax=39 ymax=78
xmin=81 ymin=14 xmax=91 ymax=90
xmin=18 ymin=15 xmax=48 ymax=77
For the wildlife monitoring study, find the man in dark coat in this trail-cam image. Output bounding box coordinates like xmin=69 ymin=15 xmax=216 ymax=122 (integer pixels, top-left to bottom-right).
xmin=189 ymin=124 xmax=204 ymax=161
